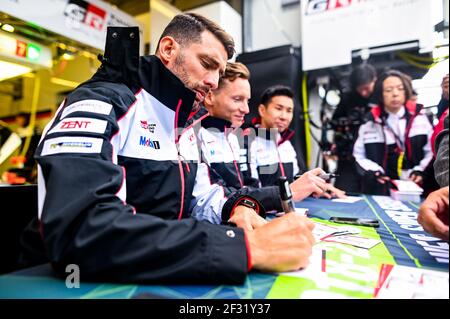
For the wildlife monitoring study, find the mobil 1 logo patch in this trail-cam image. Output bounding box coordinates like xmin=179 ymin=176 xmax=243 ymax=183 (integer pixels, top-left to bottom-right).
xmin=139 ymin=136 xmax=160 ymax=150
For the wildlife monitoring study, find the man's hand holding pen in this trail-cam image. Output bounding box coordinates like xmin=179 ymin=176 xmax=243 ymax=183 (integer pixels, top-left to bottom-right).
xmin=290 ymin=168 xmax=347 ymax=201
xmin=290 ymin=168 xmax=330 ymax=201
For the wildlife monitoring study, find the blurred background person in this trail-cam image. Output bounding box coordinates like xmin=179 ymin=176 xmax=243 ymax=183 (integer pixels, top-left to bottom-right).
xmin=353 ymin=70 xmax=433 ymax=195
xmin=331 ymin=63 xmax=377 ymax=193
xmin=431 ymin=74 xmax=449 ymax=155
xmin=434 ymin=114 xmax=448 ymax=188
xmin=436 ymin=73 xmax=449 ymax=120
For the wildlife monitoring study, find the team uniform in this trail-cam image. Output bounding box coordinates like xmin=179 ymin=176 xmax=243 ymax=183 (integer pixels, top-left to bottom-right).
xmin=32 ymin=27 xmax=262 ymax=284
xmin=353 ymin=104 xmax=433 ymax=195
xmin=239 ymin=120 xmax=299 ymax=187
xmin=196 ymin=116 xmax=283 ymax=214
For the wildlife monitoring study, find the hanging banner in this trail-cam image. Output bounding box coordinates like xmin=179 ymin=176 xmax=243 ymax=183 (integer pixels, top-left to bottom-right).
xmin=1 ymin=0 xmax=143 ymax=51
xmin=301 ymin=0 xmax=434 ymax=71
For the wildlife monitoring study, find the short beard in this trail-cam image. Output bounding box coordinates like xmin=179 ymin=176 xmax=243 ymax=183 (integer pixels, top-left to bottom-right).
xmin=171 ymin=51 xmax=209 ymax=107
xmin=172 ymin=52 xmax=191 ymax=89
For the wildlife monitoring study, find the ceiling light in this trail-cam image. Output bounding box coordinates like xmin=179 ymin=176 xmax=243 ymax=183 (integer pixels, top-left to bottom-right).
xmin=61 ymin=52 xmax=75 ymax=60
xmin=0 ymin=60 xmax=32 ymax=81
xmin=50 ymin=77 xmax=80 ymax=88
xmin=1 ymin=24 xmax=15 ymax=33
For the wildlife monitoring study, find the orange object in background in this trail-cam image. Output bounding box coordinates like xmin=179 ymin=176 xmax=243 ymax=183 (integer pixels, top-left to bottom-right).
xmin=10 ymin=155 xmax=26 ymax=166
xmin=2 ymin=172 xmax=26 ymax=185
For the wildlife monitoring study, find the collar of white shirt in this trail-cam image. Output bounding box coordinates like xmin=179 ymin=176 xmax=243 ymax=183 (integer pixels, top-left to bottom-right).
xmin=386 ymin=106 xmax=406 ymax=119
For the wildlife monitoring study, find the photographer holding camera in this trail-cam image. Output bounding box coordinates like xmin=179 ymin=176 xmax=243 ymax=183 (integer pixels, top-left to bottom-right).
xmin=331 ymin=64 xmax=377 ymax=193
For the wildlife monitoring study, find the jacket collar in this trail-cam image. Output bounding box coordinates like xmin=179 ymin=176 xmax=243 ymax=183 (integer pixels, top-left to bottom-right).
xmin=138 ymin=55 xmax=196 ymax=129
xmin=92 ymin=26 xmax=140 ymax=89
xmin=139 ymin=55 xmax=195 ymax=127
xmin=249 ymin=118 xmax=294 ymax=144
xmin=370 ymin=104 xmax=421 ymax=124
xmin=278 ymin=128 xmax=295 ymax=145
xmin=201 ymin=116 xmax=232 ymax=133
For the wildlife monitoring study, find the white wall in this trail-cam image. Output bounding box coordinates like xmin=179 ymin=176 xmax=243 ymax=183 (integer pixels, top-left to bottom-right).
xmin=246 ymin=0 xmax=301 ymax=52
xmin=190 ymin=1 xmax=243 ymax=55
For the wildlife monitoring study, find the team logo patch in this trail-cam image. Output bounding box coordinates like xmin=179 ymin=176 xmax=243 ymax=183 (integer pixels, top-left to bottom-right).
xmin=48 ymin=117 xmax=108 ymax=135
xmin=139 ymin=136 xmax=160 ymax=149
xmin=140 ymin=121 xmax=156 ymax=133
xmin=41 ymin=137 xmax=103 ymax=156
xmin=60 ymin=100 xmax=112 ymax=119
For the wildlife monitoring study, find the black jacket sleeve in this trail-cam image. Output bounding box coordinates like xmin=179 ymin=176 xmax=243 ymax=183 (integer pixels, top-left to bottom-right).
xmin=35 ymin=85 xmax=249 ymax=285
xmin=209 ymin=165 xmax=283 ymax=214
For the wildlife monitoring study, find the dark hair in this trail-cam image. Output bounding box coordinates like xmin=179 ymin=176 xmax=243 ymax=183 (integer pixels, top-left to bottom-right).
xmin=260 ymin=85 xmax=294 ymax=106
xmin=217 ymin=62 xmax=250 ymax=90
xmin=372 ymin=69 xmax=413 ymax=107
xmin=156 ymin=13 xmax=235 ymax=59
xmin=350 ymin=64 xmax=377 ymax=90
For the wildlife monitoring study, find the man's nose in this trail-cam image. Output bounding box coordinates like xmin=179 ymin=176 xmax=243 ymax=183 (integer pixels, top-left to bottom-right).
xmin=204 ymin=71 xmax=220 ymax=91
xmin=241 ymin=101 xmax=250 ymax=115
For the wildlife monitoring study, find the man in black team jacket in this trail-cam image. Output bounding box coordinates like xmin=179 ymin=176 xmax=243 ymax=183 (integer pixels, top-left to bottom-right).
xmin=29 ymin=14 xmax=315 ymax=284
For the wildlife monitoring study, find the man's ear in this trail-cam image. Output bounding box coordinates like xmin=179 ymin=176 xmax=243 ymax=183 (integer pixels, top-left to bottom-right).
xmin=204 ymin=91 xmax=215 ymax=110
xmin=258 ymin=104 xmax=266 ymax=117
xmin=157 ymin=36 xmax=179 ymax=65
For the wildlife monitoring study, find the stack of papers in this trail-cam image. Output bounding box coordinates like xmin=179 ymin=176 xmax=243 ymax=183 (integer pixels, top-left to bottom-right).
xmin=313 ymin=222 xmax=381 ymax=250
xmin=374 ymin=264 xmax=449 ymax=299
xmin=331 ymin=196 xmax=363 ymax=204
xmin=390 ymin=180 xmax=423 ymax=202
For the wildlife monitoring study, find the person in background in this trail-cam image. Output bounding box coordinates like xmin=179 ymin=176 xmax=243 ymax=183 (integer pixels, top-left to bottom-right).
xmin=431 ymin=74 xmax=449 ymax=155
xmin=436 ymin=73 xmax=449 ymax=119
xmin=417 ymin=100 xmax=449 ymax=242
xmin=434 ymin=115 xmax=448 ymax=188
xmin=248 ymin=85 xmax=299 ymax=187
xmin=241 ymin=84 xmax=345 ymax=197
xmin=331 ymin=63 xmax=377 ymax=193
xmin=353 ymin=70 xmax=433 ymax=195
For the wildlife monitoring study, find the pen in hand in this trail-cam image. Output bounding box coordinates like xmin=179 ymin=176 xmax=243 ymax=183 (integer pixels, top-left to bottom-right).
xmin=318 ymin=173 xmax=339 ymax=182
xmin=278 ymin=176 xmax=296 ymax=214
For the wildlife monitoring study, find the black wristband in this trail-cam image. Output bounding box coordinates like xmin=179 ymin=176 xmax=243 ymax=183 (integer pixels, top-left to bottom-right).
xmin=221 ymin=194 xmax=266 ymax=222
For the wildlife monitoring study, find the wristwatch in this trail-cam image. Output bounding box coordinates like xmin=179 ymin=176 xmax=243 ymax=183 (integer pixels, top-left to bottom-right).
xmin=237 ymin=198 xmax=258 ymax=211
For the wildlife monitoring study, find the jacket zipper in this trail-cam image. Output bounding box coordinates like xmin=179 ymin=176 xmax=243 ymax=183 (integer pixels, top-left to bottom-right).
xmin=175 ymin=99 xmax=185 ymax=220
xmin=225 ymin=129 xmax=244 ymax=188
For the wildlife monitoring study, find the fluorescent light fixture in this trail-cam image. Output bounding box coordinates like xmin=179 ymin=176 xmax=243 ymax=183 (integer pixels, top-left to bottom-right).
xmin=50 ymin=77 xmax=80 ymax=88
xmin=1 ymin=24 xmax=15 ymax=33
xmin=0 ymin=60 xmax=32 ymax=81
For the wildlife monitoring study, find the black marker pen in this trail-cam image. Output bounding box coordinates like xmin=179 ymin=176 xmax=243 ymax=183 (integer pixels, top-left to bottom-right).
xmin=278 ymin=176 xmax=296 ymax=214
